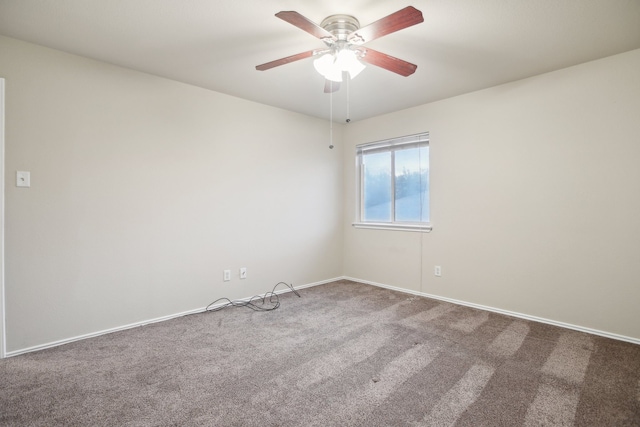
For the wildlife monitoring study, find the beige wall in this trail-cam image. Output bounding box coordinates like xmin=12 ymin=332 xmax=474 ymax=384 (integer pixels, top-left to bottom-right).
xmin=1 ymin=36 xmax=344 ymax=353
xmin=2 ymin=34 xmax=639 ymax=353
xmin=1 ymin=77 xmax=5 ymax=356
xmin=343 ymin=49 xmax=640 ymax=341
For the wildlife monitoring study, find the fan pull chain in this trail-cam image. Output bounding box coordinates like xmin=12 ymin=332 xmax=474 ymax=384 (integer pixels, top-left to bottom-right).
xmin=346 ymin=77 xmax=351 ymax=123
xmin=329 ymin=82 xmax=334 ymax=149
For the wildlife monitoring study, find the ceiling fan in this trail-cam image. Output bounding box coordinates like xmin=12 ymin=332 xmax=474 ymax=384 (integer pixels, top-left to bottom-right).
xmin=256 ymin=6 xmax=424 ymax=93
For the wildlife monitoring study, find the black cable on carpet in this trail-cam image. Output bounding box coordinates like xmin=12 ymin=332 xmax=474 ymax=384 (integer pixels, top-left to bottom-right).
xmin=205 ymin=282 xmax=301 ymax=312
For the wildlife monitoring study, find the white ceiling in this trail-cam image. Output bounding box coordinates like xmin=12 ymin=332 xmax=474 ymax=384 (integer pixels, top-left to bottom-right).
xmin=1 ymin=0 xmax=639 ymax=122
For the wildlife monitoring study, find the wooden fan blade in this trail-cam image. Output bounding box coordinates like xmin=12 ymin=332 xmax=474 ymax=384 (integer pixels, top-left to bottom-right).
xmin=324 ymin=80 xmax=340 ymax=93
xmin=348 ymin=6 xmax=424 ymax=44
xmin=276 ymin=11 xmax=337 ymax=41
xmin=256 ymin=50 xmax=317 ymax=71
xmin=358 ymin=48 xmax=417 ymax=77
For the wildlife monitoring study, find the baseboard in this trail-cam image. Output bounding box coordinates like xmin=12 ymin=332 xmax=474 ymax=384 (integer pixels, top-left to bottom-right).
xmin=4 ymin=278 xmax=336 ymax=358
xmin=10 ymin=275 xmax=634 ymax=357
xmin=343 ymin=276 xmax=640 ymax=346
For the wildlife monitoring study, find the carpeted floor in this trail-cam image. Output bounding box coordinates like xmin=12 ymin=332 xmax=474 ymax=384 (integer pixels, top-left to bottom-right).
xmin=1 ymin=280 xmax=639 ymax=426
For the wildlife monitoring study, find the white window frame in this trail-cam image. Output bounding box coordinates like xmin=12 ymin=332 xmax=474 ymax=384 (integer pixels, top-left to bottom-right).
xmin=353 ymin=132 xmax=431 ymax=232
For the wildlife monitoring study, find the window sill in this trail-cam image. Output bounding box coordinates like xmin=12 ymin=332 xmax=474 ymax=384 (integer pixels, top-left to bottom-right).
xmin=352 ymin=222 xmax=433 ymax=232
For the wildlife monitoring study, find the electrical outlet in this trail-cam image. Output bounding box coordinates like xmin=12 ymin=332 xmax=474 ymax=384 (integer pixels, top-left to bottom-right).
xmin=223 ymin=270 xmax=231 ymax=282
xmin=434 ymin=266 xmax=442 ymax=277
xmin=239 ymin=267 xmax=247 ymax=279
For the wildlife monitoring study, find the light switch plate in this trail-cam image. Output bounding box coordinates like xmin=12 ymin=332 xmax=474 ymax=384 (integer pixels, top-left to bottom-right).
xmin=16 ymin=171 xmax=30 ymax=187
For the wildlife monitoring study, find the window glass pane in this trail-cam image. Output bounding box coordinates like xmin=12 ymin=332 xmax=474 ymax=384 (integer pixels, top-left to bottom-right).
xmin=363 ymin=151 xmax=392 ymax=221
xmin=356 ymin=133 xmax=429 ymax=228
xmin=394 ymin=146 xmax=429 ymax=222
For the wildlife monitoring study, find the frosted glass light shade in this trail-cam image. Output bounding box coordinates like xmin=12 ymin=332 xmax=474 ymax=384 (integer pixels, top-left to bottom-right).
xmin=314 ymin=49 xmax=365 ymax=82
xmin=336 ymin=49 xmax=366 ymax=79
xmin=313 ymin=54 xmax=333 ymax=75
xmin=314 ymin=54 xmax=342 ymax=82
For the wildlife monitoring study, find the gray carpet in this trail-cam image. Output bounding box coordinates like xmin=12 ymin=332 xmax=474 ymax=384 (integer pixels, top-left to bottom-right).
xmin=1 ymin=280 xmax=639 ymax=426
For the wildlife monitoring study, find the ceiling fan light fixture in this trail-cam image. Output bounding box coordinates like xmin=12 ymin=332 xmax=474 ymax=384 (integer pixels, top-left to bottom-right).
xmin=314 ymin=49 xmax=365 ymax=82
xmin=313 ymin=53 xmax=333 ymax=75
xmin=337 ymin=48 xmax=365 ymax=79
xmin=313 ymin=53 xmax=343 ymax=82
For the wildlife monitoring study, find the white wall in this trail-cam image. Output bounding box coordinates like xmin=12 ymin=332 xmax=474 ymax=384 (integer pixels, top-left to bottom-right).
xmin=2 ymin=34 xmax=639 ymax=353
xmin=0 ymin=36 xmax=343 ymax=353
xmin=0 ymin=78 xmax=5 ymax=357
xmin=343 ymin=49 xmax=640 ymax=341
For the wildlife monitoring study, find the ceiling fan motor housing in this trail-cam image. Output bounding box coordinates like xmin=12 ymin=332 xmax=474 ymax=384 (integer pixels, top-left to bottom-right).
xmin=320 ymin=15 xmax=360 ymax=42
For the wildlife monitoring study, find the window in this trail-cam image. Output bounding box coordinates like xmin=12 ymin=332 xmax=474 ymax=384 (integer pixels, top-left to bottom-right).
xmin=354 ymin=133 xmax=430 ymax=231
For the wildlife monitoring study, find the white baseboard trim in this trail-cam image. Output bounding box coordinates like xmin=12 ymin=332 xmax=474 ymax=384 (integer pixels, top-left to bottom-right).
xmin=10 ymin=275 xmax=635 ymax=357
xmin=288 ymin=277 xmax=340 ymax=292
xmin=343 ymin=276 xmax=640 ymax=346
xmin=5 ymin=306 xmax=206 ymax=358
xmin=4 ymin=278 xmax=337 ymax=358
